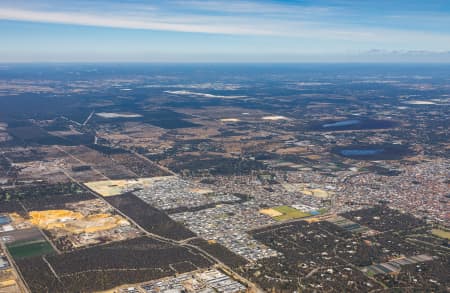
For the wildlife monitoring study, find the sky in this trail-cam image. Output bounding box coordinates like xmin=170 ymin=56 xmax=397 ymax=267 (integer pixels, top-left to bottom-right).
xmin=1 ymin=0 xmax=450 ymax=63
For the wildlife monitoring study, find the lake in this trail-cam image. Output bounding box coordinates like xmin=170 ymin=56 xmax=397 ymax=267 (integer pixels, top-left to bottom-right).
xmin=333 ymin=144 xmax=412 ymax=160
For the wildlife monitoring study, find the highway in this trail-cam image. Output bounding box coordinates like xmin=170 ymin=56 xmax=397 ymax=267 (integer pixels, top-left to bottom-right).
xmin=53 ymin=145 xmax=262 ymax=292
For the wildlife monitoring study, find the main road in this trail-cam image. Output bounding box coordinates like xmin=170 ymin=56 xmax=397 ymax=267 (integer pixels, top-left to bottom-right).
xmin=54 ymin=146 xmax=263 ymax=292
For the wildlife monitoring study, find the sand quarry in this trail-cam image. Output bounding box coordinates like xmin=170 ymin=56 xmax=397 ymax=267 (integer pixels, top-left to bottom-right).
xmin=29 ymin=210 xmax=129 ymax=234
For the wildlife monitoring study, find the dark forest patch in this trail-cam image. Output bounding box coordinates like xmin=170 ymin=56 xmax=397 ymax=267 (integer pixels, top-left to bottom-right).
xmin=105 ymin=193 xmax=196 ymax=240
xmin=16 ymin=237 xmax=212 ymax=293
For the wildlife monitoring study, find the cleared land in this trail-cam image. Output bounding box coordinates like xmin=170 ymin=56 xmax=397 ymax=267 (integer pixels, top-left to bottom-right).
xmin=0 ymin=269 xmax=21 ymax=293
xmin=259 ymin=208 xmax=283 ymax=218
xmin=26 ymin=199 xmax=140 ymax=251
xmin=29 ymin=210 xmax=129 ymax=234
xmin=84 ymin=176 xmax=174 ymax=197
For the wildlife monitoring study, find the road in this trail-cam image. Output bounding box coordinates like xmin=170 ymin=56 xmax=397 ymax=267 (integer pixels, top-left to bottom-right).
xmin=82 ymin=110 xmax=95 ymax=126
xmin=81 ymin=181 xmax=263 ymax=292
xmin=0 ymin=241 xmax=30 ymax=293
xmin=53 ymin=146 xmax=262 ymax=292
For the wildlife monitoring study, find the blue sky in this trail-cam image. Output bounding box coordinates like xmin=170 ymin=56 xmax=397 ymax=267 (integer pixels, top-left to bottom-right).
xmin=1 ymin=0 xmax=450 ymax=62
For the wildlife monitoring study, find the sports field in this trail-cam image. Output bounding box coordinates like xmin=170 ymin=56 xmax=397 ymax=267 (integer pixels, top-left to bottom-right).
xmin=7 ymin=240 xmax=54 ymax=260
xmin=272 ymin=206 xmax=311 ymax=221
xmin=432 ymin=229 xmax=450 ymax=240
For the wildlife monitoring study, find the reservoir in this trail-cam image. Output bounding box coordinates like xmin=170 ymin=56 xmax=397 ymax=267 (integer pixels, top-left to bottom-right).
xmin=310 ymin=119 xmax=398 ymax=131
xmin=322 ymin=119 xmax=361 ymax=128
xmin=340 ymin=148 xmax=384 ymax=156
xmin=333 ymin=144 xmax=412 ymax=160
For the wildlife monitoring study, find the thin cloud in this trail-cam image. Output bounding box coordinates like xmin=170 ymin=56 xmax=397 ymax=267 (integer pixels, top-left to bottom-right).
xmin=172 ymin=0 xmax=334 ymax=16
xmin=0 ymin=6 xmax=369 ymax=39
xmin=0 ymin=0 xmax=450 ymax=46
xmin=0 ymin=8 xmax=277 ymax=35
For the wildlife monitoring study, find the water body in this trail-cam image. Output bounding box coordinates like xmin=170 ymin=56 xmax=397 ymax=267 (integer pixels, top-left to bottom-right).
xmin=340 ymin=148 xmax=384 ymax=156
xmin=323 ymin=119 xmax=361 ymax=128
xmin=333 ymin=144 xmax=412 ymax=160
xmin=0 ymin=215 xmax=10 ymax=225
xmin=310 ymin=119 xmax=398 ymax=131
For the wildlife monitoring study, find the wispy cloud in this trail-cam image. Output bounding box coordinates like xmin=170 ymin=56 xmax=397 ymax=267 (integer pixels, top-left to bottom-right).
xmin=171 ymin=0 xmax=334 ymax=16
xmin=0 ymin=0 xmax=450 ymax=50
xmin=0 ymin=0 xmax=326 ymax=36
xmin=0 ymin=3 xmax=373 ymax=40
xmin=0 ymin=7 xmax=278 ymax=35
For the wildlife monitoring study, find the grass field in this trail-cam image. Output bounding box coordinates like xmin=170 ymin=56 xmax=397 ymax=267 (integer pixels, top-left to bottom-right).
xmin=432 ymin=229 xmax=450 ymax=240
xmin=7 ymin=240 xmax=54 ymax=260
xmin=272 ymin=206 xmax=311 ymax=221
